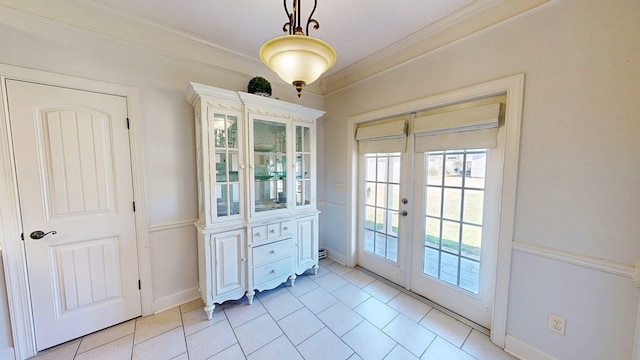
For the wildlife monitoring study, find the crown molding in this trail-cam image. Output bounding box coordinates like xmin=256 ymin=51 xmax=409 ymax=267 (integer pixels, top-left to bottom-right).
xmin=0 ymin=0 xmax=561 ymax=99
xmin=64 ymin=0 xmax=255 ymax=63
xmin=0 ymin=0 xmax=325 ymax=98
xmin=323 ymin=0 xmax=560 ymax=95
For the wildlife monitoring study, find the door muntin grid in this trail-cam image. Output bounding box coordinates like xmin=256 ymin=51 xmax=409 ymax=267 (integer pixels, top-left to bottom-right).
xmin=363 ymin=153 xmax=401 ymax=263
xmin=423 ymin=149 xmax=487 ymax=294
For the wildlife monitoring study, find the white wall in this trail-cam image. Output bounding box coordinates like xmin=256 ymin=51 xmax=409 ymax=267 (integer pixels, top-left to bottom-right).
xmin=0 ymin=8 xmax=323 ymax=355
xmin=320 ymin=0 xmax=639 ymax=358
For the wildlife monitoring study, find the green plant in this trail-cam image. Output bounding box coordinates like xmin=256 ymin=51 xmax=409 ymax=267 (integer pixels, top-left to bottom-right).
xmin=247 ymin=76 xmax=272 ymax=96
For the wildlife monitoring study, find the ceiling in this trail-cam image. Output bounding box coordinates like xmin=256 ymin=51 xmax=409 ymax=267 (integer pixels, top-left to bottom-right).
xmin=69 ymin=0 xmax=486 ymax=76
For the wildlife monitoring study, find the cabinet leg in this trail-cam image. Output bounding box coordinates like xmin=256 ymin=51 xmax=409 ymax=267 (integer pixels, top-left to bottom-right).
xmin=246 ymin=290 xmax=255 ymax=305
xmin=204 ymin=303 xmax=215 ymax=320
xmin=313 ymin=264 xmax=319 ymax=276
xmin=289 ymin=274 xmax=297 ymax=287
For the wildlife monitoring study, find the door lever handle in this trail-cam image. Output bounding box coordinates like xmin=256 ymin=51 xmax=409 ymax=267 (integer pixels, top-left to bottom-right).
xmin=30 ymin=230 xmax=57 ymax=240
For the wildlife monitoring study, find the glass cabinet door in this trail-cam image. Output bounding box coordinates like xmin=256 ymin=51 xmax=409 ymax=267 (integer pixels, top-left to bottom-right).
xmin=295 ymin=124 xmax=312 ymax=207
xmin=210 ymin=112 xmax=242 ymax=219
xmin=253 ymin=119 xmax=287 ymax=213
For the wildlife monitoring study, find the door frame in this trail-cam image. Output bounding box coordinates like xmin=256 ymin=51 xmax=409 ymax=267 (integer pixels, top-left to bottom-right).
xmin=0 ymin=63 xmax=152 ymax=359
xmin=345 ymin=73 xmax=524 ymax=347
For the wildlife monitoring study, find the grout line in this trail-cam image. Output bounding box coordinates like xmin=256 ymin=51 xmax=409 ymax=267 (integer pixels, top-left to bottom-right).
xmin=355 ymin=265 xmax=490 ymax=336
xmin=422 ymin=335 xmax=439 ymax=358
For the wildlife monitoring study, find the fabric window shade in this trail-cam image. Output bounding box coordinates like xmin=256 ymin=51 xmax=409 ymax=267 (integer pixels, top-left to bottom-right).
xmin=356 ymin=116 xmax=408 ymax=154
xmin=414 ymin=103 xmax=502 ymax=152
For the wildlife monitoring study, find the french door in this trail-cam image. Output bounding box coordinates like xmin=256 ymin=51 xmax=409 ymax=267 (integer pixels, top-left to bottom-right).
xmin=356 ymin=99 xmax=504 ymax=328
xmin=357 ymin=151 xmax=411 ymax=285
xmin=409 ymin=147 xmax=502 ymax=328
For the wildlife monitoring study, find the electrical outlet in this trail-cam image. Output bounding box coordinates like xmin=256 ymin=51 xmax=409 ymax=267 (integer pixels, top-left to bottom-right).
xmin=547 ymin=313 xmax=566 ymax=335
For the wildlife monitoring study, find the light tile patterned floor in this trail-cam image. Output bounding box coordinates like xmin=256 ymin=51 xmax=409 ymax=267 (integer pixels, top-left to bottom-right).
xmin=30 ymin=259 xmax=516 ymax=360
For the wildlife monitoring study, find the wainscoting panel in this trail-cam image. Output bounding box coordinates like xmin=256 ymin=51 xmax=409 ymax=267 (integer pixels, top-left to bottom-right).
xmin=506 ymin=245 xmax=638 ymax=360
xmin=318 ymin=202 xmax=349 ymax=265
xmin=148 ymin=219 xmax=200 ymax=313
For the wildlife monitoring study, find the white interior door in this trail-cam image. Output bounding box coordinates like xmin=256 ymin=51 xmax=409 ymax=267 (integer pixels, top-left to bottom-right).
xmin=6 ymin=80 xmax=141 ymax=350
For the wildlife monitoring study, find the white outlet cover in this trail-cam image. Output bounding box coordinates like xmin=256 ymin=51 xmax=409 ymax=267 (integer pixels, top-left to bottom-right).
xmin=547 ymin=313 xmax=566 ymax=336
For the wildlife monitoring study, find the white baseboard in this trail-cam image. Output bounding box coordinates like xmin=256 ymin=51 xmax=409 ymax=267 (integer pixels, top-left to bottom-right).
xmin=505 ymin=335 xmax=558 ymax=360
xmin=0 ymin=347 xmax=14 ymax=360
xmin=152 ymin=287 xmax=200 ymax=314
xmin=324 ymin=247 xmax=348 ymax=266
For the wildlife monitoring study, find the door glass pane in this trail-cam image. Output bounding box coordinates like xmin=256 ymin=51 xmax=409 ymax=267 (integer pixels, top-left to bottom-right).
xmin=427 ymin=154 xmax=443 ymax=186
xmin=422 ymin=149 xmax=487 ymax=294
xmin=362 ymin=153 xmax=401 ymax=264
xmin=230 ymin=183 xmax=240 ymax=215
xmin=389 ymin=156 xmax=401 ymax=183
xmin=460 ymin=258 xmax=480 ymax=293
xmin=211 ymin=113 xmax=241 ymax=220
xmin=254 ymin=119 xmax=286 ymax=212
xmin=364 ymin=229 xmax=375 ymax=253
xmin=425 ymin=187 xmax=442 ymax=217
xmin=295 ymin=124 xmax=312 ymax=207
xmin=442 ymin=188 xmax=462 ymax=221
xmin=365 ymin=182 xmax=376 ymax=206
xmin=440 ymin=252 xmax=459 ymax=285
xmin=216 ymin=184 xmax=227 ymax=217
xmin=388 ymin=184 xmax=400 ymax=211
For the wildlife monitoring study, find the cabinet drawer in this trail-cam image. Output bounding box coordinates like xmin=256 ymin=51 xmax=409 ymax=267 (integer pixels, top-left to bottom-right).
xmin=252 ymin=238 xmax=292 ymax=267
xmin=251 ymin=226 xmax=267 ymax=242
xmin=280 ymin=221 xmax=294 ymax=236
xmin=267 ymin=223 xmax=280 ymax=239
xmin=253 ymin=257 xmax=292 ymax=286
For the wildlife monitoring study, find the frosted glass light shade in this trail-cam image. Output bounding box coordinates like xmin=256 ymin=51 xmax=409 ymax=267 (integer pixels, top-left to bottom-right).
xmin=260 ymin=35 xmax=336 ymax=89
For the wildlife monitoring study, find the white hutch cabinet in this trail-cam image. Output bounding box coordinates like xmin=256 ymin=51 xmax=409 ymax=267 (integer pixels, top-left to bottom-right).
xmin=186 ymin=82 xmax=321 ymax=319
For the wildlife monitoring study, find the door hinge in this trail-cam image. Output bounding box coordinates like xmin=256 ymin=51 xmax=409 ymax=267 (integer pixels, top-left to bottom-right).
xmin=133 ymin=201 xmax=136 ymax=212
xmin=126 ymin=118 xmax=130 ymax=129
xmin=20 ymin=233 xmax=24 ymax=241
xmin=138 ymin=279 xmax=141 ymax=290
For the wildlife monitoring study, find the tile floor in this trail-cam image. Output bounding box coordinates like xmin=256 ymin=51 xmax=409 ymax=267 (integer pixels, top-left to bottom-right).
xmin=30 ymin=258 xmax=516 ymax=360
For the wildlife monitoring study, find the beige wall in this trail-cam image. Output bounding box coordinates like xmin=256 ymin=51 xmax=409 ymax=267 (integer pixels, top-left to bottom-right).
xmin=320 ymin=0 xmax=639 ymax=358
xmin=0 ymin=0 xmax=638 ymax=358
xmin=0 ymin=8 xmax=322 ymax=357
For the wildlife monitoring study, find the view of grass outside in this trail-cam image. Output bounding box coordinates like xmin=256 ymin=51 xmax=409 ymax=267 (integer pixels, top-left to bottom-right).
xmin=425 ymin=151 xmax=486 ymax=261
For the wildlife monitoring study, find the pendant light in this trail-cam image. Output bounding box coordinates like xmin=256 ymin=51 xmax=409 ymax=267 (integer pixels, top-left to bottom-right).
xmin=260 ymin=0 xmax=337 ymax=97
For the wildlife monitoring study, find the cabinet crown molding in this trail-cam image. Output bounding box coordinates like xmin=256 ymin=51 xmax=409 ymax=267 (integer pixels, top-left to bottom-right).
xmin=187 ymin=81 xmax=325 ymax=120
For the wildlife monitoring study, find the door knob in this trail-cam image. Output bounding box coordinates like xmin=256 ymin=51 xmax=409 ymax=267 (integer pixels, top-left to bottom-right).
xmin=30 ymin=230 xmax=57 ymax=240
xmin=400 ymin=210 xmax=408 ymax=217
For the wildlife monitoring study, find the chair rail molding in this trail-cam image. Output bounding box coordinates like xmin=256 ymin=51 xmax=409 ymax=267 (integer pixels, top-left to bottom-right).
xmin=512 ymin=241 xmax=636 ymax=281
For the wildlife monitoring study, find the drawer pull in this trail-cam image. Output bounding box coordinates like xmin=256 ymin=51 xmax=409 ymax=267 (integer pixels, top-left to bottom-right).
xmin=269 ymin=229 xmax=276 ymax=233
xmin=255 ymin=232 xmax=261 ymax=237
xmin=270 ymin=250 xmax=276 ymax=254
xmin=270 ymin=269 xmax=276 ymax=274
xmin=282 ymin=227 xmax=288 ymax=231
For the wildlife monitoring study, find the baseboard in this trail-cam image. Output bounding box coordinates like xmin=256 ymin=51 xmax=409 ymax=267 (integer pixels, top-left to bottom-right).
xmin=0 ymin=347 xmax=14 ymax=360
xmin=152 ymin=287 xmax=200 ymax=314
xmin=325 ymin=247 xmax=348 ymax=266
xmin=505 ymin=335 xmax=558 ymax=360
